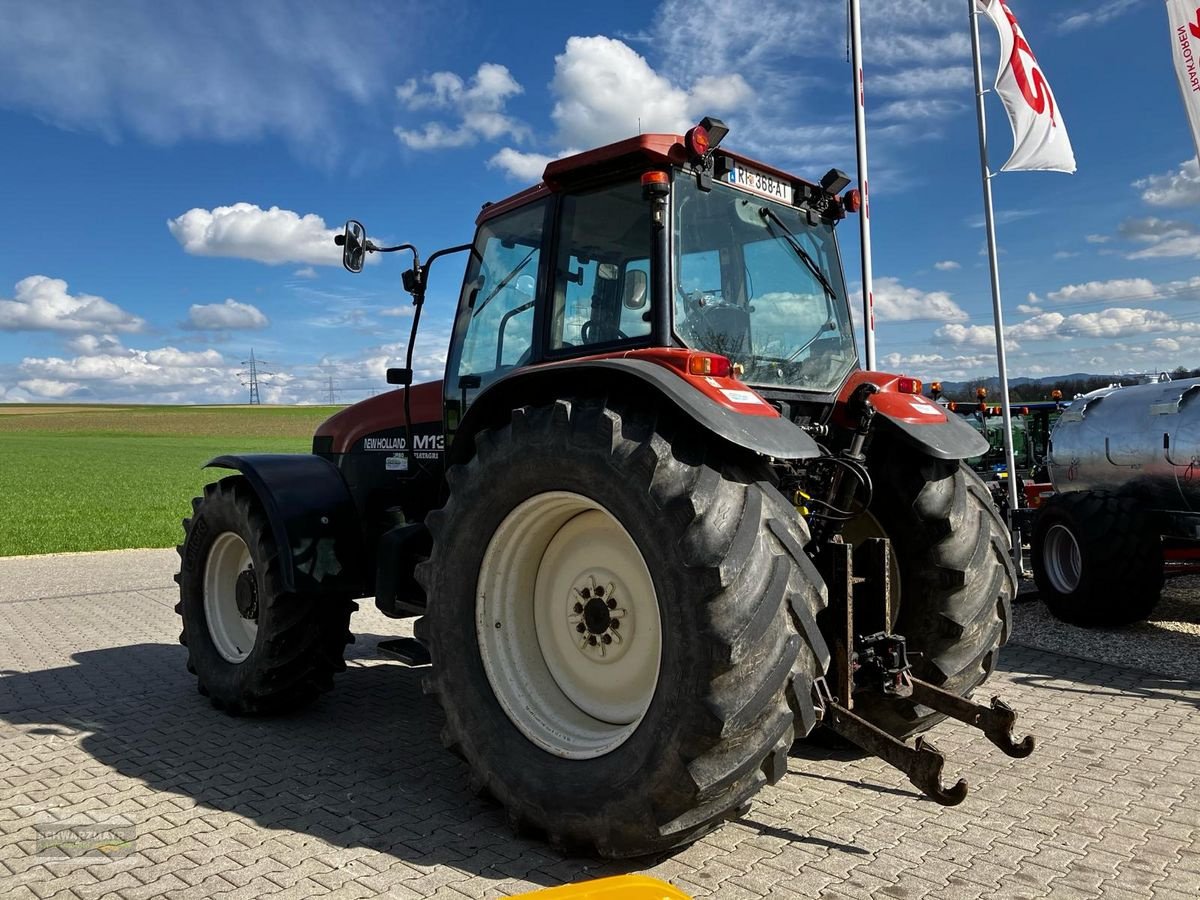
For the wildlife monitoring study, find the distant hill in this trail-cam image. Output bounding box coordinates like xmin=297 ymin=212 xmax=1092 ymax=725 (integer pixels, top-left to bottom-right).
xmin=930 ymin=367 xmax=1200 ymax=403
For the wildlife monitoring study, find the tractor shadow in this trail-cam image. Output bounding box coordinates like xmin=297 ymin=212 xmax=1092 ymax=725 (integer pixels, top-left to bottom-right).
xmin=0 ymin=636 xmax=868 ymax=883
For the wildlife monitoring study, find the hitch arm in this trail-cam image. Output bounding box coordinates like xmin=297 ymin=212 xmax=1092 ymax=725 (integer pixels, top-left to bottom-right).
xmin=909 ymin=678 xmax=1035 ymax=759
xmin=818 ymin=691 xmax=968 ymax=806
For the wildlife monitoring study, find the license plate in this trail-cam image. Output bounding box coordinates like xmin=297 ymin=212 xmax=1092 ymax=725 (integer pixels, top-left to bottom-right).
xmin=725 ymin=163 xmax=794 ymax=205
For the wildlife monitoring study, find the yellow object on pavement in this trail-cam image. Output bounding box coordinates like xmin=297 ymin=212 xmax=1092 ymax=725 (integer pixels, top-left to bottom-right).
xmin=519 ymin=875 xmax=691 ymax=898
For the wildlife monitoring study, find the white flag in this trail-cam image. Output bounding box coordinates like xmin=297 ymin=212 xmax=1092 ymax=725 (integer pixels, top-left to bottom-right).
xmin=1166 ymin=0 xmax=1200 ymax=159
xmin=976 ymin=0 xmax=1076 ymax=174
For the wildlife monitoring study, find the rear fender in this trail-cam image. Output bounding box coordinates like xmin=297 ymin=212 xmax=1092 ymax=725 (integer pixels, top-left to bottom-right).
xmin=205 ymin=454 xmax=366 ymax=596
xmin=448 ymin=358 xmax=822 ymax=464
xmin=835 ymin=371 xmax=990 ymax=460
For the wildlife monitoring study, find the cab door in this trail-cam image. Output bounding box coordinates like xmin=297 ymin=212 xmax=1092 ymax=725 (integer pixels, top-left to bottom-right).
xmin=443 ymin=198 xmax=551 ymax=440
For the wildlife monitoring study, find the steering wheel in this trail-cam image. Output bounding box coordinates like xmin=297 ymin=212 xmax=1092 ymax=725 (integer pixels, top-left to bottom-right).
xmin=579 ymin=320 xmax=627 ymax=344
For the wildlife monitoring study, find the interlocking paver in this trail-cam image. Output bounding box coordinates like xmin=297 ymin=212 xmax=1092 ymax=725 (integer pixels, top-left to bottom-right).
xmin=2 ymin=549 xmax=1199 ymax=900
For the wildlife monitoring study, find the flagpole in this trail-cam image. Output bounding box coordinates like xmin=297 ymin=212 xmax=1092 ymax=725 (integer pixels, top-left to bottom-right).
xmin=969 ymin=0 xmax=1023 ymax=566
xmin=849 ymin=0 xmax=876 ymax=370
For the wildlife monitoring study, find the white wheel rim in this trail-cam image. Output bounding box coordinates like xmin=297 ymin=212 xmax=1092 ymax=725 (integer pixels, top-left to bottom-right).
xmin=204 ymin=531 xmax=258 ymax=663
xmin=1043 ymin=523 xmax=1082 ymax=593
xmin=477 ymin=491 xmax=662 ymax=760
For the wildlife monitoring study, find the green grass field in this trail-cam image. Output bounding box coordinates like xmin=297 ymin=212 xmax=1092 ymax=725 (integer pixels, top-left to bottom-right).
xmin=0 ymin=404 xmax=343 ymax=557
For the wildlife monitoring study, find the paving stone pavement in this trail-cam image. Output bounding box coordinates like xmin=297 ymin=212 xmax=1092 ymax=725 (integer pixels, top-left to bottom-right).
xmin=1 ymin=549 xmax=1198 ymax=900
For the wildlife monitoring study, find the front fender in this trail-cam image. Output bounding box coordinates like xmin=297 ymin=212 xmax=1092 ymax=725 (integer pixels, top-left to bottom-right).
xmin=205 ymin=454 xmax=366 ymax=596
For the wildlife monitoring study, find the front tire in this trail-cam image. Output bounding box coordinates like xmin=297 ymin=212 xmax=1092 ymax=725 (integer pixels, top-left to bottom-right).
xmin=175 ymin=476 xmax=354 ymax=715
xmin=853 ymin=445 xmax=1016 ymax=739
xmin=1031 ymin=491 xmax=1163 ymax=626
xmin=416 ymin=399 xmax=829 ymax=857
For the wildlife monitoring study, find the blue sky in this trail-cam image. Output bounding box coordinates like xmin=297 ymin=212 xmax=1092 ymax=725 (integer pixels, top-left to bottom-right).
xmin=0 ymin=0 xmax=1196 ymax=404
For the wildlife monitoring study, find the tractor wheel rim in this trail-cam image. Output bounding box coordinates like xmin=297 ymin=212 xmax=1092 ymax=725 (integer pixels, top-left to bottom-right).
xmin=204 ymin=531 xmax=259 ymax=664
xmin=1043 ymin=523 xmax=1082 ymax=593
xmin=477 ymin=491 xmax=661 ymax=760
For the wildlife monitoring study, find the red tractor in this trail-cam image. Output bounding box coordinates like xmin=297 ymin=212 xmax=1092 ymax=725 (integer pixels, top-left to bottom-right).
xmin=176 ymin=119 xmax=1032 ymax=858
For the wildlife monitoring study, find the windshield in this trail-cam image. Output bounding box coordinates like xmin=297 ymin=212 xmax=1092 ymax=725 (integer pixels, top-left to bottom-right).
xmin=673 ymin=177 xmax=858 ymax=392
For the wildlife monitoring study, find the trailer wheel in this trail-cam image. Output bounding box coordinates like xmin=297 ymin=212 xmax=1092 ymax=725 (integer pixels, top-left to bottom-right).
xmin=1032 ymin=491 xmax=1163 ymax=626
xmin=416 ymin=398 xmax=829 ymax=857
xmin=175 ymin=475 xmax=354 ymax=714
xmin=852 ymin=445 xmax=1016 ymax=739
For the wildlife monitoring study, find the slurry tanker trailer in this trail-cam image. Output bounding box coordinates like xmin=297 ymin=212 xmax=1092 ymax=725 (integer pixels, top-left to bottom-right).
xmin=1032 ymin=376 xmax=1200 ymax=625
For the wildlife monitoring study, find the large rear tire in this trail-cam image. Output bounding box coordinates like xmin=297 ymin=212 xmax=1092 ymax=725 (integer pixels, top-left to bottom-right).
xmin=416 ymin=398 xmax=829 ymax=857
xmin=1031 ymin=491 xmax=1163 ymax=626
xmin=852 ymin=445 xmax=1016 ymax=739
xmin=175 ymin=475 xmax=355 ymax=715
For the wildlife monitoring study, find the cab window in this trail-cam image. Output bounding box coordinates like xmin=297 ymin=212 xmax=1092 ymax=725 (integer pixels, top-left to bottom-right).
xmin=452 ymin=200 xmax=547 ymax=388
xmin=549 ymin=181 xmax=652 ymax=351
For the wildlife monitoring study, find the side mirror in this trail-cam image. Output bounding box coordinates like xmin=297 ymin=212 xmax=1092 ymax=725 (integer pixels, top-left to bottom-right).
xmin=622 ymin=269 xmax=648 ymax=310
xmin=386 ymin=367 xmax=412 ymax=386
xmin=341 ymin=220 xmax=366 ymax=273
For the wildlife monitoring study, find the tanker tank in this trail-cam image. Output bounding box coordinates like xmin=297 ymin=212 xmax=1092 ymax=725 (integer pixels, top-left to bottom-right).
xmin=1047 ymin=376 xmax=1200 ymax=511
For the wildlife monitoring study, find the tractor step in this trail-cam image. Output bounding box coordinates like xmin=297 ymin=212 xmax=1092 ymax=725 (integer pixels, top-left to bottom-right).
xmin=812 ymin=675 xmax=1034 ymax=806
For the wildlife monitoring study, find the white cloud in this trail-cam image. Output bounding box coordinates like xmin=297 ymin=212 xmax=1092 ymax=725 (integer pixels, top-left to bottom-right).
xmin=1085 ymin=234 xmax=1111 ymax=244
xmin=0 ymin=276 xmax=144 ymax=333
xmin=488 ymin=148 xmax=570 ymax=182
xmin=380 ymin=306 xmax=415 ymax=318
xmin=935 ymin=323 xmax=1010 ymax=349
xmin=548 ymin=36 xmax=750 ymax=149
xmin=1127 ymin=235 xmax=1200 ymax=260
xmin=967 ymin=209 xmax=1039 ymax=229
xmin=395 ymin=63 xmax=527 ymax=150
xmin=17 ymin=343 xmax=236 ymax=402
xmin=879 ymin=350 xmax=996 ymax=380
xmin=0 ymin=3 xmax=395 ymax=159
xmin=168 ymin=203 xmax=346 ymax=267
xmin=1058 ymin=0 xmax=1140 ymax=32
xmin=934 ymin=260 xmax=960 ymax=271
xmin=1135 ymin=158 xmax=1200 ymax=208
xmin=1008 ymin=307 xmax=1200 ymax=342
xmin=1118 ymin=217 xmax=1195 ymax=242
xmin=859 ymin=276 xmax=969 ymax=323
xmin=293 ymin=266 xmax=318 ymax=279
xmin=488 ymin=35 xmax=750 ymax=180
xmin=874 ymin=98 xmax=964 ymax=122
xmin=17 ymin=378 xmax=81 ymax=399
xmin=872 ymin=67 xmax=972 ymax=97
xmin=1047 ymin=278 xmax=1157 ymax=304
xmin=185 ymin=298 xmax=269 ymax=330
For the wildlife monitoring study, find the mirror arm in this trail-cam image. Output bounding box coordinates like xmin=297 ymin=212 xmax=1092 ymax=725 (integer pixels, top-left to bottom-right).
xmin=398 ymin=243 xmax=473 ymax=475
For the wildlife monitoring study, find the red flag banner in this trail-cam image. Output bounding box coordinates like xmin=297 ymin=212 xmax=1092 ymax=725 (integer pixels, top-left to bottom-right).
xmin=1166 ymin=0 xmax=1200 ymax=159
xmin=976 ymin=0 xmax=1076 ymax=174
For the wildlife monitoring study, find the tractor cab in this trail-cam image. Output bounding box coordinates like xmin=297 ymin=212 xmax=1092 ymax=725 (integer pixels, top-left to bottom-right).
xmin=439 ymin=125 xmax=860 ymax=428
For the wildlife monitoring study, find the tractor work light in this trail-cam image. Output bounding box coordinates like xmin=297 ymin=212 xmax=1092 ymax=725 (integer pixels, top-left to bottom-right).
xmin=896 ymin=377 xmax=922 ymax=395
xmin=821 ymin=168 xmax=851 ymax=195
xmin=684 ymin=117 xmax=729 ymax=161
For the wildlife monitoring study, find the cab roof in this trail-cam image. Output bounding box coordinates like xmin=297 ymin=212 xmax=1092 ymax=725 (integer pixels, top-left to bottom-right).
xmin=477 ymin=132 xmax=827 ymax=225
